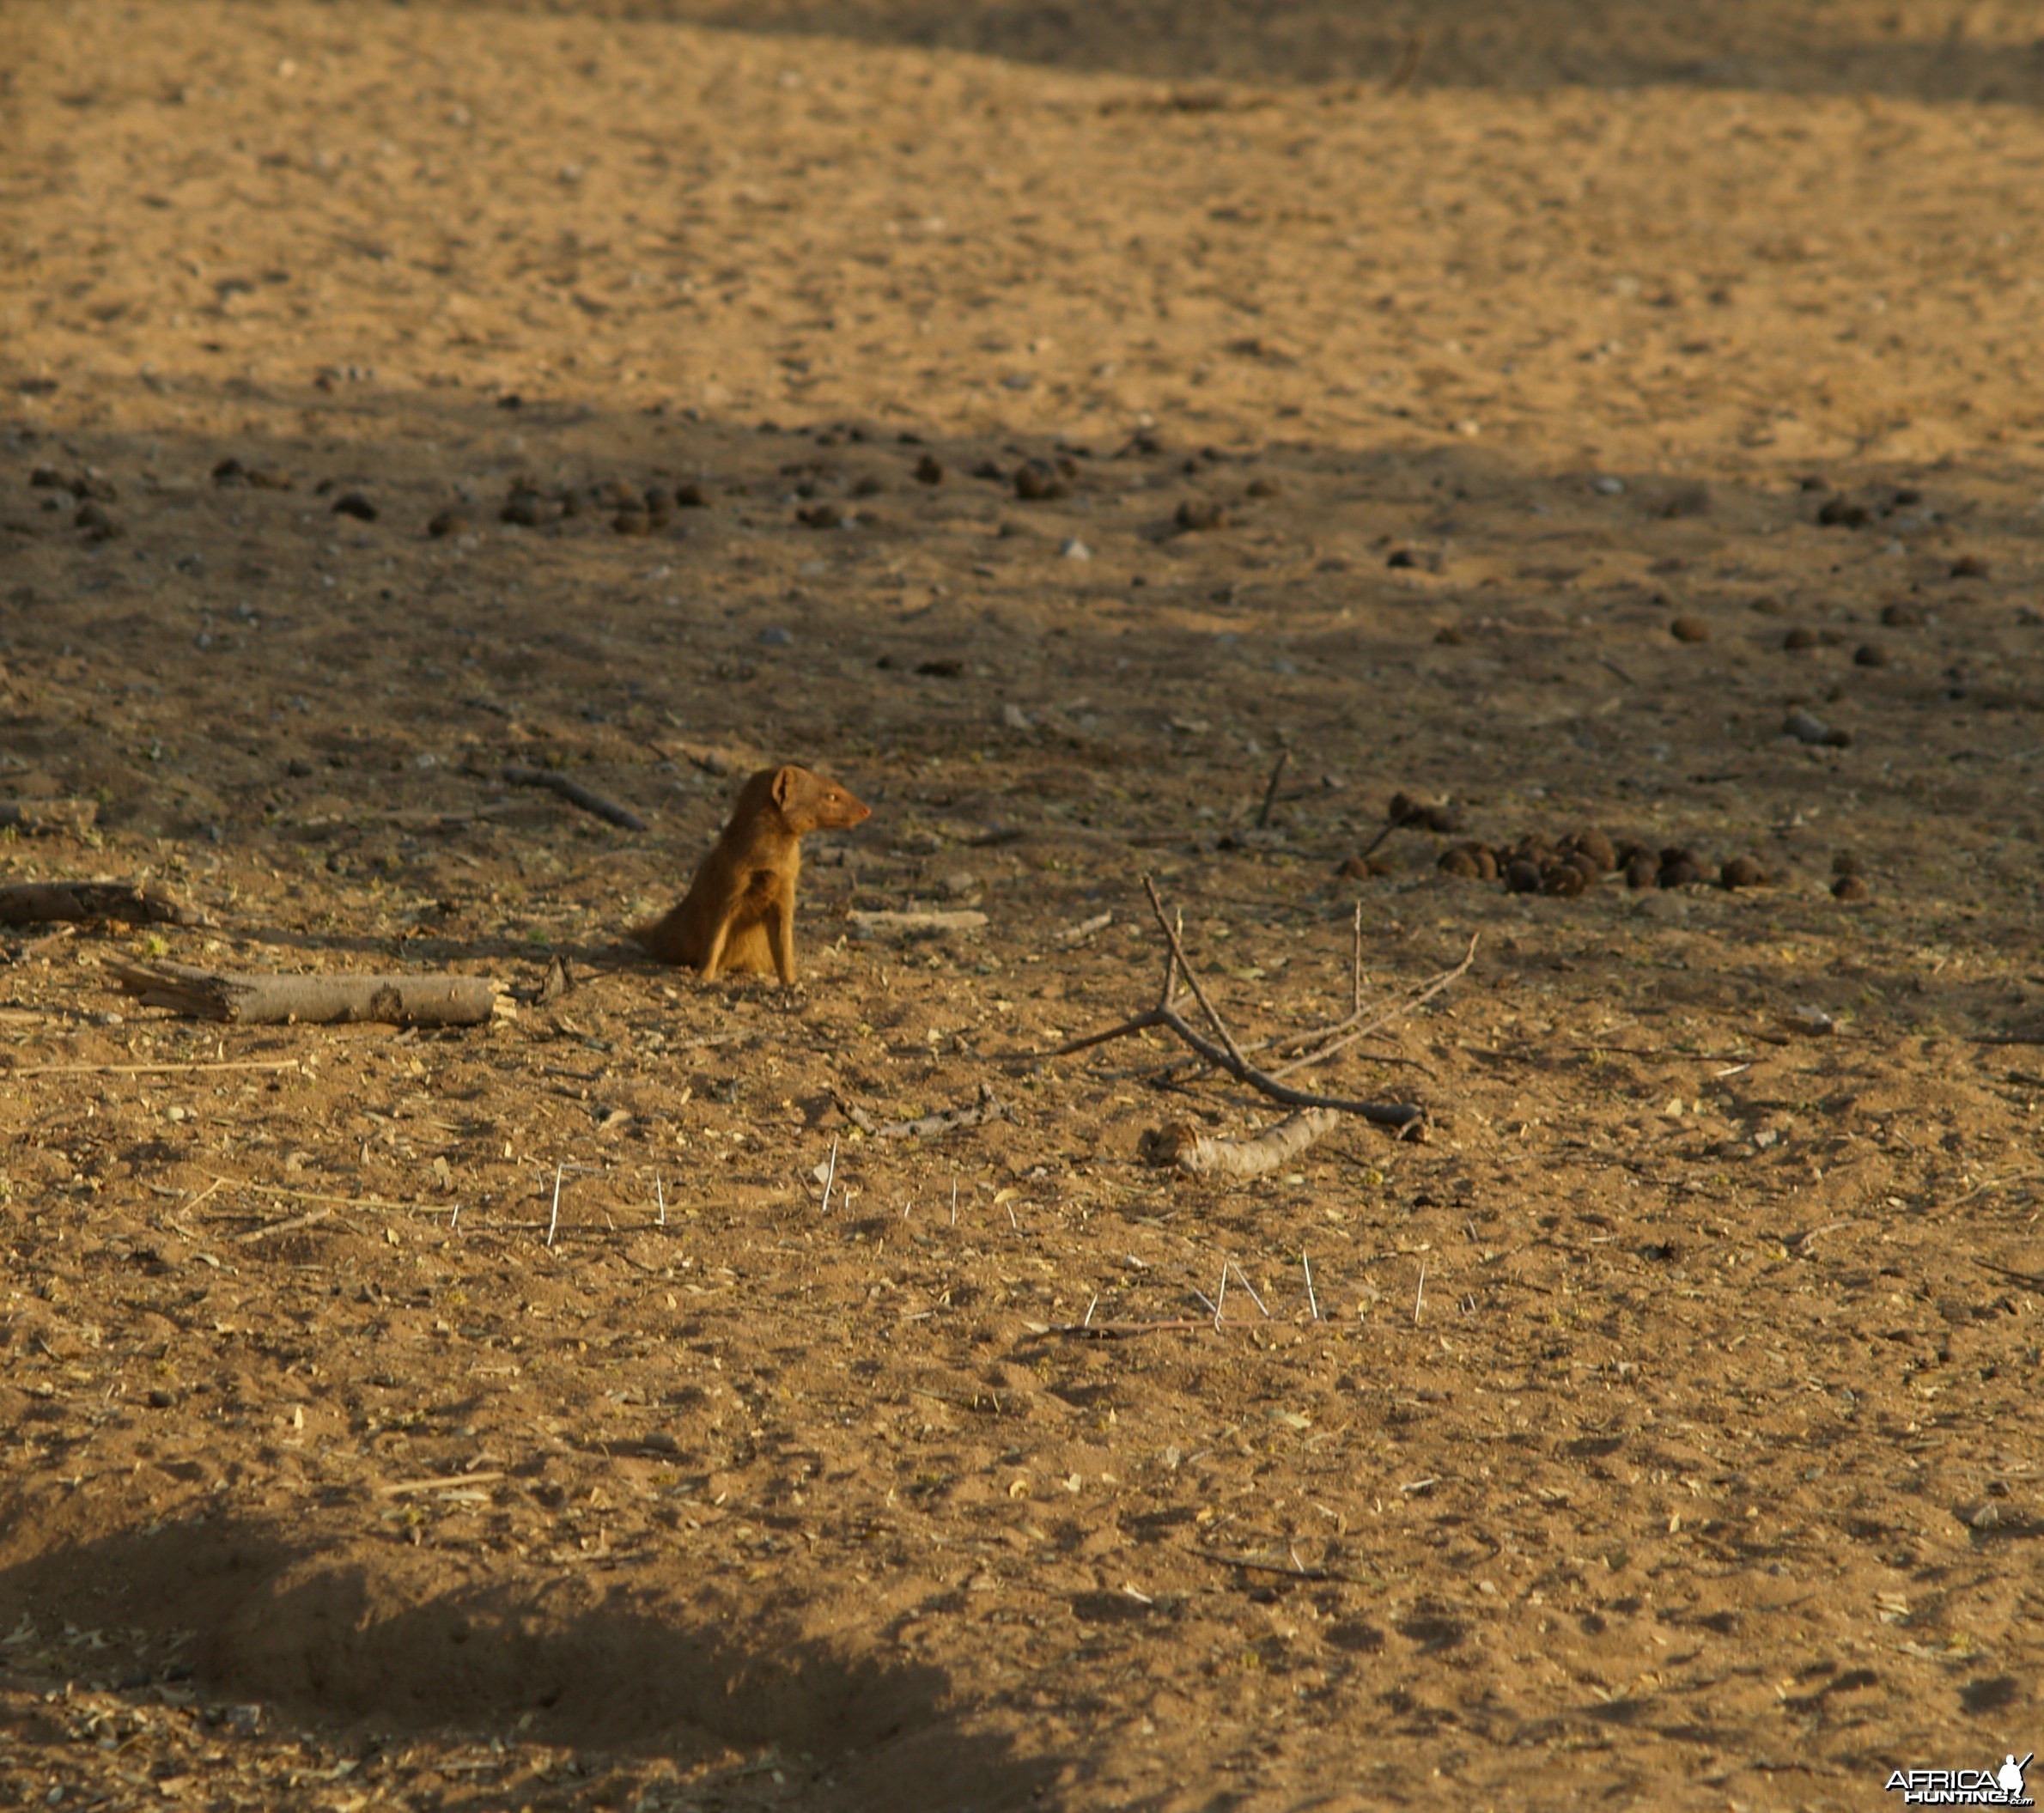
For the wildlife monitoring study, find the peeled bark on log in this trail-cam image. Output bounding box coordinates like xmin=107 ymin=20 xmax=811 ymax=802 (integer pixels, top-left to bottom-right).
xmin=1140 ymin=1108 xmax=1341 ymax=1179
xmin=0 ymin=800 xmax=98 ymax=836
xmin=111 ymin=960 xmax=498 ymax=1025
xmin=0 ymin=881 xmax=208 ymax=927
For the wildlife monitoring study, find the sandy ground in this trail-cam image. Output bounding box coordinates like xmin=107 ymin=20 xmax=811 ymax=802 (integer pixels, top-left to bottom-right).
xmin=2 ymin=3 xmax=2043 ymax=1808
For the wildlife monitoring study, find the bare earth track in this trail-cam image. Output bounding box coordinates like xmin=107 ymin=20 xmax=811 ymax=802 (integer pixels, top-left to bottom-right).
xmin=2 ymin=3 xmax=2042 ymax=1807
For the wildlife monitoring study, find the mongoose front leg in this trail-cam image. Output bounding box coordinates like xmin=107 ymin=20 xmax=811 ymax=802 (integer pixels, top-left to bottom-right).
xmin=769 ymin=894 xmax=798 ymax=986
xmin=698 ymin=917 xmax=732 ymax=981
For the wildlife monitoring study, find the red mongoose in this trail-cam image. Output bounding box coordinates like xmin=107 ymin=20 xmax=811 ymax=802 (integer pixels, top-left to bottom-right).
xmin=630 ymin=764 xmax=870 ymax=984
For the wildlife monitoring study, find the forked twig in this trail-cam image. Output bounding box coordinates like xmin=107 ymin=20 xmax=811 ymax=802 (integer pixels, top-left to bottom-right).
xmin=1047 ymin=877 xmax=1467 ymax=1135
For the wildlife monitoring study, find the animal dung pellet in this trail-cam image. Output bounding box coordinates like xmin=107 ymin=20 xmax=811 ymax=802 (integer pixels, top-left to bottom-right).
xmin=1832 ymin=873 xmax=1871 ymax=903
xmin=1719 ymin=855 xmax=1769 ymax=890
xmin=1670 ymin=615 xmax=1710 ymax=643
xmin=1657 ymin=848 xmax=1708 ymax=888
xmin=1013 ymin=459 xmax=1068 ymax=502
xmin=1563 ymin=828 xmax=1616 ymax=873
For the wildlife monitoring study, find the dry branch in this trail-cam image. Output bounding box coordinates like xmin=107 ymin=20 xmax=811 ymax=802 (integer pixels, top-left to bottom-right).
xmin=1140 ymin=1108 xmax=1341 ymax=1177
xmin=848 ymin=909 xmax=988 ymax=938
xmin=502 ymin=763 xmax=648 ymax=830
xmin=0 ymin=880 xmax=207 ymax=927
xmin=1048 ymin=878 xmax=1451 ymax=1135
xmin=839 ymin=1081 xmax=1008 ymax=1139
xmin=112 ymin=960 xmax=498 ymax=1025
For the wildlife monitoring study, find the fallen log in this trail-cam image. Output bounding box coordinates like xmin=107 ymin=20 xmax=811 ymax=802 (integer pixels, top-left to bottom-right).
xmin=0 ymin=881 xmax=208 ymax=928
xmin=1139 ymin=1108 xmax=1341 ymax=1178
xmin=112 ymin=960 xmax=498 ymax=1025
xmin=502 ymin=764 xmax=648 ymax=831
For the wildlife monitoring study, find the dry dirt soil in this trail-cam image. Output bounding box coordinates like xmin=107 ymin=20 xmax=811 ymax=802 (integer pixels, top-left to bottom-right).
xmin=3 ymin=3 xmax=2044 ymax=1808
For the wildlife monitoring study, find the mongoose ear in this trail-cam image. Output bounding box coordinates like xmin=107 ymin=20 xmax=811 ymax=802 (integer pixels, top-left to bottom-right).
xmin=771 ymin=766 xmax=796 ymax=810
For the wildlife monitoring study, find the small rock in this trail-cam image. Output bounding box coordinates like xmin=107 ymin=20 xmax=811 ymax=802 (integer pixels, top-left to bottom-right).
xmin=757 ymin=625 xmax=794 ymax=647
xmin=1385 ymin=547 xmax=1419 ymax=569
xmin=1785 ymin=707 xmax=1851 ymax=747
xmin=1059 ymin=538 xmax=1092 ymax=561
xmin=1853 ymin=642 xmax=1889 ymax=667
xmin=915 ymin=657 xmax=964 ymax=678
xmin=1832 ymin=873 xmax=1871 ymax=903
xmin=1176 ymin=496 xmax=1226 ymax=532
xmin=914 ymin=453 xmax=945 ymax=486
xmin=1593 ymin=475 xmax=1627 ymax=496
xmin=1670 ymin=615 xmax=1709 ymax=643
xmin=1785 ymin=1005 xmax=1835 ymax=1037
xmin=1719 ymin=855 xmax=1769 ymax=889
xmin=331 ymin=491 xmax=378 ymax=522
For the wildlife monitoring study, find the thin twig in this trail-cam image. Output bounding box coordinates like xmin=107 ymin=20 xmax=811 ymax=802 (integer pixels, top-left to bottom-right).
xmin=1351 ymin=901 xmax=1363 ymax=1015
xmin=1227 ymin=1260 xmax=1268 ymax=1319
xmin=1256 ymin=750 xmax=1290 ymax=829
xmin=1414 ymin=1260 xmax=1427 ymax=1326
xmin=1026 ymin=1317 xmax=1214 ymax=1341
xmin=4 ymin=1059 xmax=303 ymax=1079
xmin=655 ymin=1172 xmax=666 ymax=1229
xmin=818 ymin=1136 xmax=838 ymax=1213
xmin=1143 ymin=876 xmax=1246 ymax=1066
xmin=1303 ymin=1249 xmax=1319 ymax=1321
xmin=547 ymin=1164 xmax=566 ymax=1249
xmin=236 ymin=1208 xmax=331 ymax=1245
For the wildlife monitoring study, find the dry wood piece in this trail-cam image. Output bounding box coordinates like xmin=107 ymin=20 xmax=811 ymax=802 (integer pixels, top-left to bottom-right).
xmin=112 ymin=960 xmax=499 ymax=1025
xmin=502 ymin=763 xmax=648 ymax=830
xmin=1049 ymin=877 xmax=1466 ymax=1136
xmin=848 ymin=908 xmax=989 ymax=939
xmin=839 ymin=1080 xmax=1007 ymax=1139
xmin=0 ymin=799 xmax=98 ymax=836
xmin=1140 ymin=1107 xmax=1341 ymax=1177
xmin=0 ymin=880 xmax=209 ymax=927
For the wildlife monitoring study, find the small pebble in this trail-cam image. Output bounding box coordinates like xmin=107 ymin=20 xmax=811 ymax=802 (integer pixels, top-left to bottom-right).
xmin=1670 ymin=615 xmax=1709 ymax=643
xmin=331 ymin=491 xmax=377 ymax=522
xmin=1832 ymin=874 xmax=1871 ymax=903
xmin=1853 ymin=642 xmax=1889 ymax=667
xmin=757 ymin=625 xmax=794 ymax=646
xmin=1785 ymin=707 xmax=1851 ymax=747
xmin=1593 ymin=475 xmax=1627 ymax=496
xmin=1059 ymin=538 xmax=1092 ymax=561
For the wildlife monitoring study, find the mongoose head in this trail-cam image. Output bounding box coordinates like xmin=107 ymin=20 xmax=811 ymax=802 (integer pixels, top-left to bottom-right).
xmin=771 ymin=765 xmax=872 ymax=833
